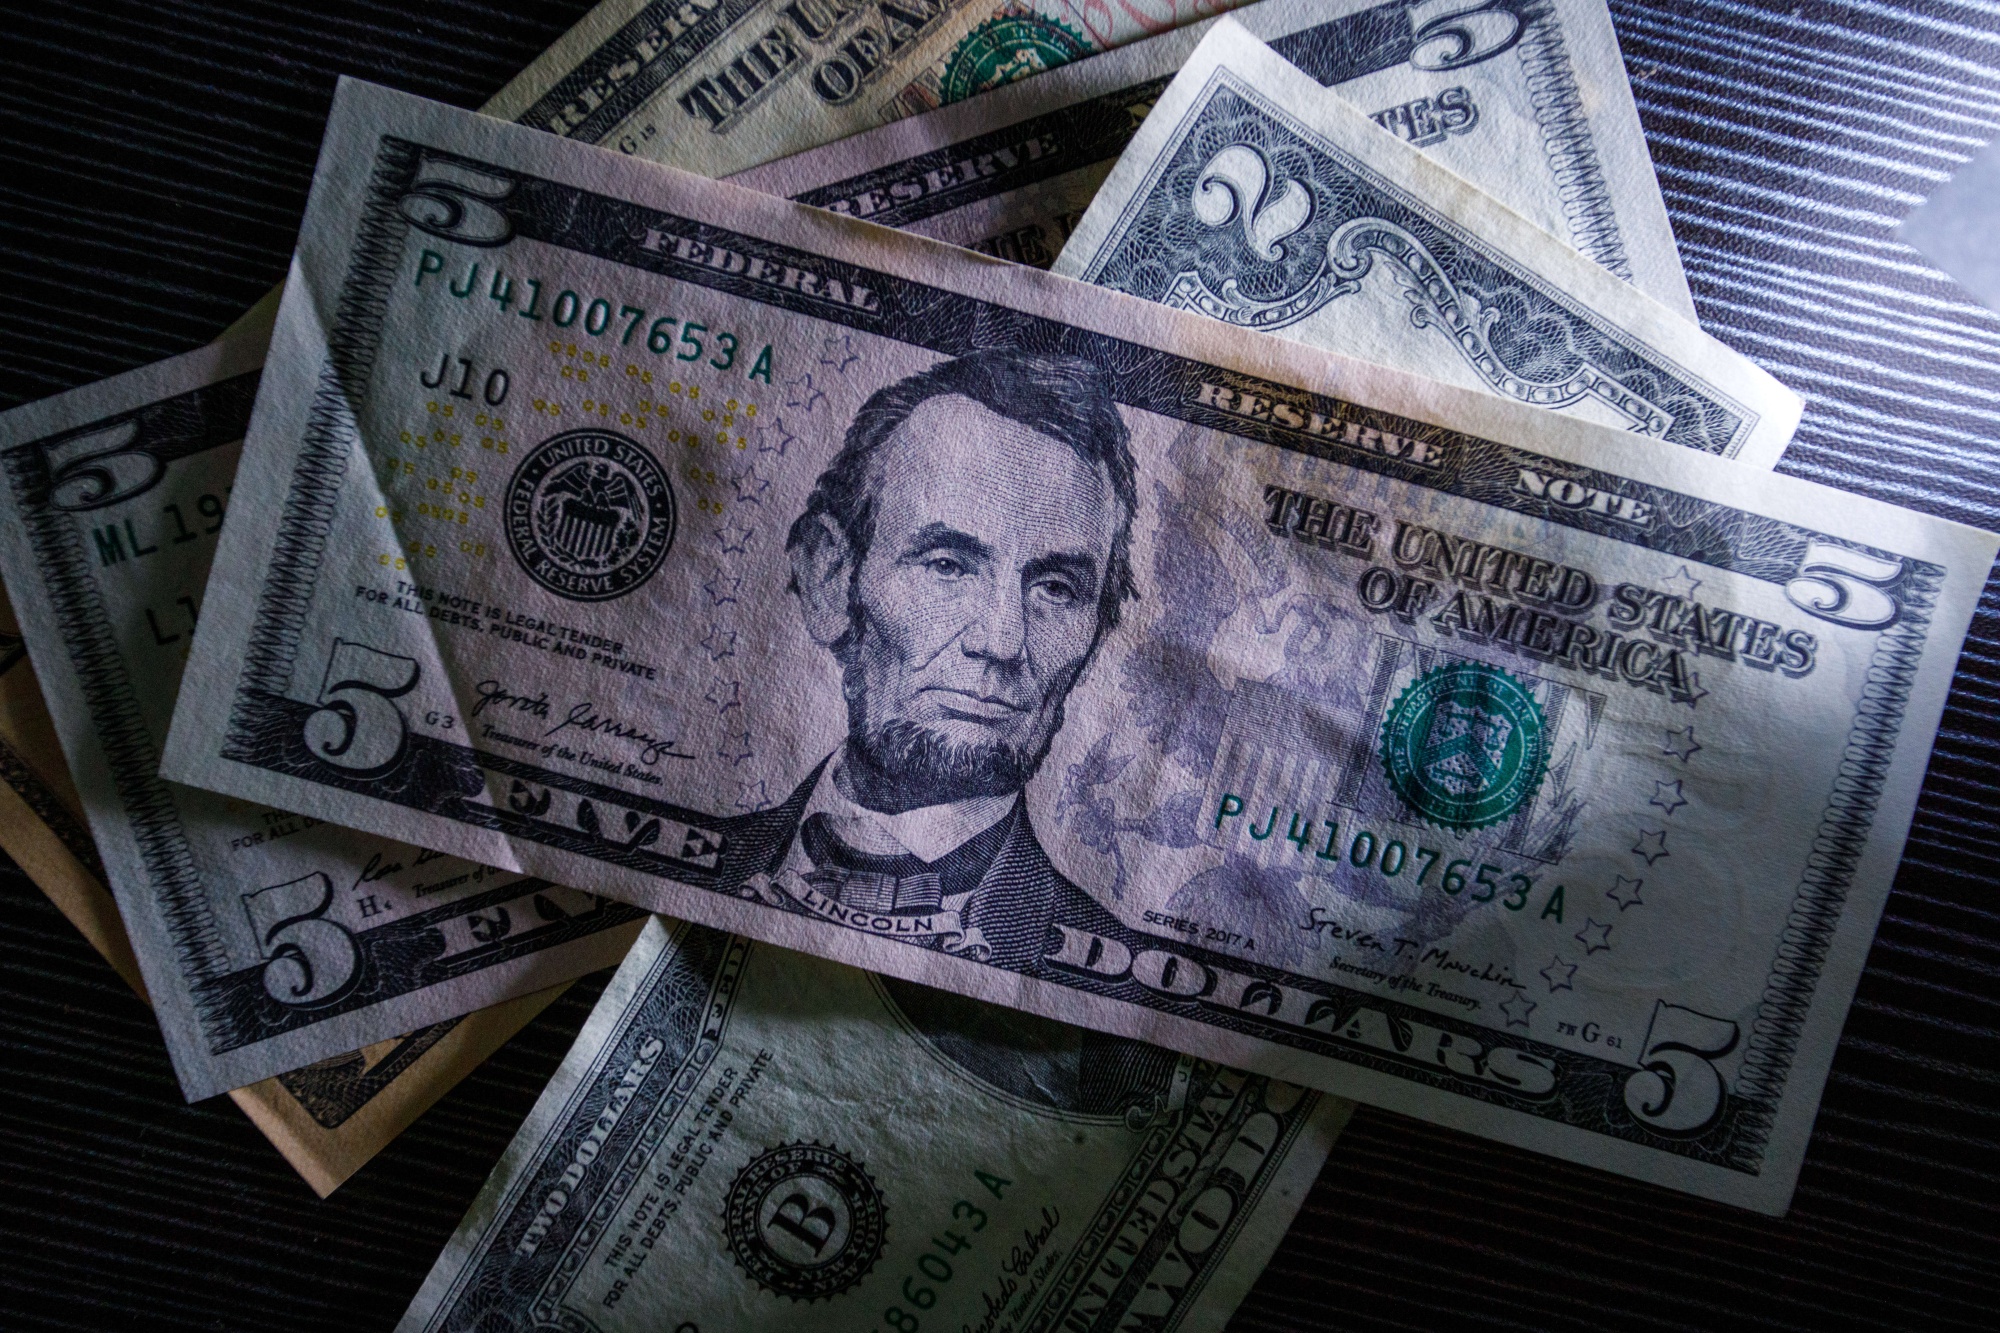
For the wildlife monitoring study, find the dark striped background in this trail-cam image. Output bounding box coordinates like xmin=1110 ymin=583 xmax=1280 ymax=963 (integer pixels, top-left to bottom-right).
xmin=1 ymin=1 xmax=1996 ymax=1328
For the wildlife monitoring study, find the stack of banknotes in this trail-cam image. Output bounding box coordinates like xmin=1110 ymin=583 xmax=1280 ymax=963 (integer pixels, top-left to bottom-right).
xmin=2 ymin=0 xmax=1993 ymax=1325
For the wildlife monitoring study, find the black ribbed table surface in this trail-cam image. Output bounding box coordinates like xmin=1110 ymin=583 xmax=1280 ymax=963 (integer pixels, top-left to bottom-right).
xmin=2 ymin=2 xmax=1996 ymax=1329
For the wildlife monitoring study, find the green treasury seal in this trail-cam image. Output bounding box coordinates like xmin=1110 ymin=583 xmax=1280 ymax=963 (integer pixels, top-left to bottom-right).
xmin=1380 ymin=663 xmax=1549 ymax=831
xmin=939 ymin=9 xmax=1094 ymax=105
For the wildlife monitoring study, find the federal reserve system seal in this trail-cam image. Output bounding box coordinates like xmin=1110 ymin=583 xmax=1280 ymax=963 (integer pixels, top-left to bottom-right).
xmin=1381 ymin=662 xmax=1550 ymax=831
xmin=504 ymin=427 xmax=675 ymax=601
xmin=723 ymin=1142 xmax=888 ymax=1302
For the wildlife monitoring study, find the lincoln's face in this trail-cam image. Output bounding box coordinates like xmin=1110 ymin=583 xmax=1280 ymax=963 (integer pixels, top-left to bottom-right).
xmin=793 ymin=393 xmax=1123 ymax=813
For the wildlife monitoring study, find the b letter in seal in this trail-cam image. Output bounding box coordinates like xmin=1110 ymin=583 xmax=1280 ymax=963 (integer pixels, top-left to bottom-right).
xmin=723 ymin=1142 xmax=888 ymax=1302
xmin=504 ymin=428 xmax=675 ymax=601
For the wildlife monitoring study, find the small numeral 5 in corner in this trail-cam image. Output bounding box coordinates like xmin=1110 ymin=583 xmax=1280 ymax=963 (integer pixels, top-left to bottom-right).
xmin=1623 ymin=1000 xmax=1740 ymax=1137
xmin=1784 ymin=540 xmax=1904 ymax=629
xmin=43 ymin=419 xmax=163 ymax=511
xmin=304 ymin=638 xmax=420 ymax=774
xmin=241 ymin=871 xmax=359 ymax=1006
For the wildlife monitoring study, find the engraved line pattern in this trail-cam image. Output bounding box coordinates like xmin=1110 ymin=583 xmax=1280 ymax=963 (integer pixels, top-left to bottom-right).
xmin=1736 ymin=566 xmax=1944 ymax=1131
xmin=2 ymin=439 xmax=230 ymax=996
xmin=1024 ymin=1068 xmax=1322 ymax=1330
xmin=1077 ymin=72 xmax=1757 ymax=455
xmin=271 ymin=1016 xmax=465 ymax=1128
xmin=231 ymin=137 xmax=416 ymax=714
xmin=1519 ymin=0 xmax=1633 ymax=280
xmin=414 ymin=924 xmax=744 ymax=1331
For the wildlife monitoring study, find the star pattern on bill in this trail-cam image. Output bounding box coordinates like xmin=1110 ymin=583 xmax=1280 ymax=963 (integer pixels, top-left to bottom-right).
xmin=714 ymin=519 xmax=755 ymax=555
xmin=717 ymin=730 xmax=754 ymax=765
xmin=735 ymin=779 xmax=771 ymax=811
xmin=817 ymin=333 xmax=860 ymax=373
xmin=1575 ymin=918 xmax=1613 ymax=954
xmin=1677 ymin=670 xmax=1709 ymax=707
xmin=705 ymin=679 xmax=742 ymax=713
xmin=700 ymin=623 xmax=737 ymax=661
xmin=783 ymin=373 xmax=826 ymax=413
xmin=755 ymin=416 xmax=797 ymax=456
xmin=1660 ymin=564 xmax=1703 ymax=600
xmin=1499 ymin=992 xmax=1536 ymax=1029
xmin=1650 ymin=779 xmax=1687 ymax=816
xmin=729 ymin=463 xmax=771 ymax=504
xmin=1607 ymin=875 xmax=1645 ymax=910
xmin=1632 ymin=828 xmax=1670 ymax=864
xmin=1540 ymin=955 xmax=1577 ymax=992
xmin=1662 ymin=725 xmax=1700 ymax=762
xmin=703 ymin=573 xmax=742 ymax=607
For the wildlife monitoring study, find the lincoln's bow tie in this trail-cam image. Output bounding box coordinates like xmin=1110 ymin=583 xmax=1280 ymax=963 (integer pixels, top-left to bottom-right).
xmin=799 ymin=813 xmax=946 ymax=915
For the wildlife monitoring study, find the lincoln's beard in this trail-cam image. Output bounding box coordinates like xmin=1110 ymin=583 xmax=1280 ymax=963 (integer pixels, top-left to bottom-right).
xmin=842 ymin=712 xmax=1061 ymax=814
xmin=835 ymin=637 xmax=1071 ymax=817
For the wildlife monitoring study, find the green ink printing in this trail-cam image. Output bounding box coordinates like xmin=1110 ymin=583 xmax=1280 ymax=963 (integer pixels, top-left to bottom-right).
xmin=1380 ymin=662 xmax=1549 ymax=831
xmin=939 ymin=11 xmax=1093 ymax=105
